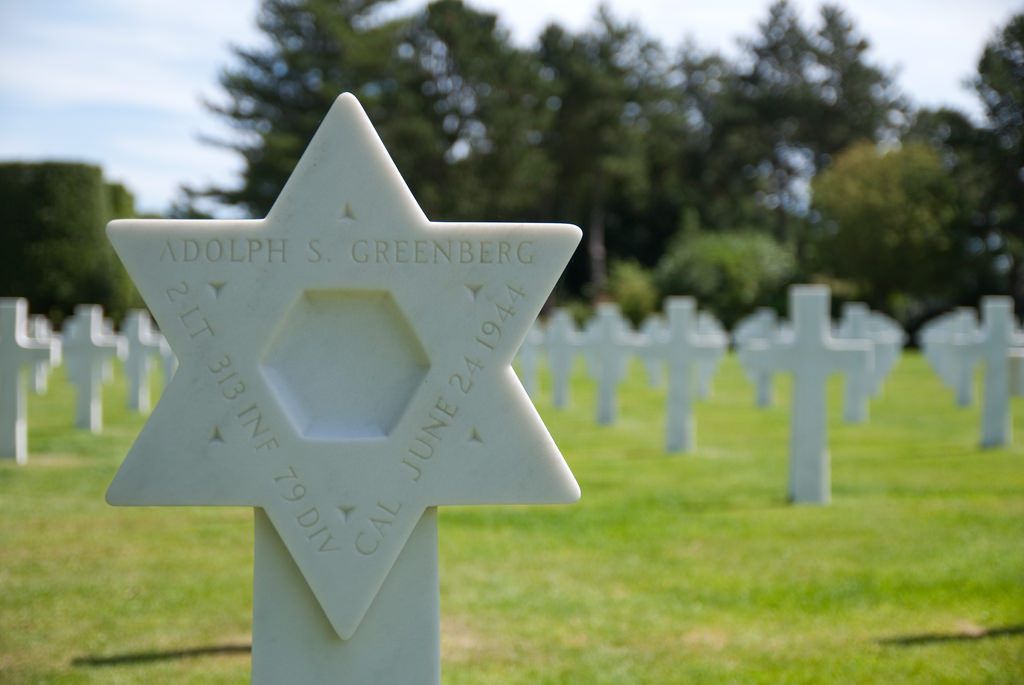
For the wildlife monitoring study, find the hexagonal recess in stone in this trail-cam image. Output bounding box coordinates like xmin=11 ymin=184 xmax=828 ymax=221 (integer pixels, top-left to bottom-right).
xmin=260 ymin=289 xmax=429 ymax=440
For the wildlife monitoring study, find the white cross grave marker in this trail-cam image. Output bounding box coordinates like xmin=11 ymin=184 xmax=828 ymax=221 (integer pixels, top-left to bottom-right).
xmin=918 ymin=310 xmax=959 ymax=388
xmin=544 ymin=308 xmax=581 ymax=409
xmin=660 ymin=297 xmax=726 ymax=453
xmin=972 ymin=297 xmax=1018 ymax=447
xmin=946 ymin=308 xmax=982 ymax=408
xmin=100 ymin=317 xmax=125 ymax=384
xmin=735 ymin=307 xmax=779 ymax=407
xmin=866 ymin=311 xmax=905 ymax=396
xmin=514 ymin=319 xmax=544 ymax=399
xmin=63 ymin=305 xmax=123 ymax=434
xmin=28 ymin=314 xmax=59 ymax=395
xmin=104 ymin=93 xmax=580 ymax=685
xmin=743 ymin=285 xmax=872 ymax=504
xmin=922 ymin=308 xmax=980 ymax=406
xmin=122 ymin=309 xmax=165 ymax=413
xmin=0 ymin=298 xmax=53 ymax=463
xmin=835 ymin=302 xmax=875 ymax=424
xmin=583 ymin=302 xmax=633 ymax=425
xmin=158 ymin=335 xmax=178 ymax=386
xmin=637 ymin=314 xmax=666 ymax=388
xmin=694 ymin=310 xmax=727 ymax=399
xmin=1011 ymin=348 xmax=1024 ymax=397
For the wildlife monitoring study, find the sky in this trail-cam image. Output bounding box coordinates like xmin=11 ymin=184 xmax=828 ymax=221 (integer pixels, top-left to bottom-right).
xmin=0 ymin=0 xmax=1019 ymax=216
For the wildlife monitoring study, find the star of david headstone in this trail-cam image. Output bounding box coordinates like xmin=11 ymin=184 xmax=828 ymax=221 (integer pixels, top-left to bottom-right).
xmin=105 ymin=93 xmax=581 ymax=684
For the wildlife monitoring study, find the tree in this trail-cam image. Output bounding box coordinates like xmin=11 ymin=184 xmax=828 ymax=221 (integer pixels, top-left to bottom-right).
xmin=810 ymin=6 xmax=907 ymax=160
xmin=193 ymin=0 xmax=552 ymax=228
xmin=970 ymin=13 xmax=1024 ymax=303
xmin=654 ymin=229 xmax=795 ymax=327
xmin=663 ymin=50 xmax=768 ymax=235
xmin=731 ymin=2 xmax=906 ymax=250
xmin=810 ymin=141 xmax=960 ymax=313
xmin=906 ymin=107 xmax=1005 ymax=307
xmin=192 ymin=0 xmax=950 ymax=310
xmin=193 ymin=0 xmax=404 ymax=216
xmin=384 ymin=0 xmax=551 ymax=222
xmin=536 ymin=9 xmax=666 ymax=297
xmin=0 ymin=163 xmax=138 ymax=324
xmin=607 ymin=260 xmax=658 ymax=326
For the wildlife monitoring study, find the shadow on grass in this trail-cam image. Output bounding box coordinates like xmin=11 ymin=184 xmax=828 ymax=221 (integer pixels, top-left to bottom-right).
xmin=72 ymin=643 xmax=251 ymax=666
xmin=880 ymin=624 xmax=1024 ymax=646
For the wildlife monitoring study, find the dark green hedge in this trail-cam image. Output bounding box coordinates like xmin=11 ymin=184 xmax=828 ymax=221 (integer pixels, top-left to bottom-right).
xmin=0 ymin=162 xmax=140 ymax=325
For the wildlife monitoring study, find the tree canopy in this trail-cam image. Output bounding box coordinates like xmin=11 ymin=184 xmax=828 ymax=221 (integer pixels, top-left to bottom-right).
xmin=811 ymin=142 xmax=960 ymax=314
xmin=0 ymin=163 xmax=139 ymax=324
xmin=176 ymin=0 xmax=1024 ymax=326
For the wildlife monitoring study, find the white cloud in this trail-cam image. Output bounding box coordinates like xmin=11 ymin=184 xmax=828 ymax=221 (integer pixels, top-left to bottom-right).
xmin=0 ymin=0 xmax=261 ymax=111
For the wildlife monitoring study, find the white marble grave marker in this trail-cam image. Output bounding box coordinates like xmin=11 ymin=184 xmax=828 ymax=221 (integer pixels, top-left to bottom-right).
xmin=743 ymin=285 xmax=871 ymax=504
xmin=866 ymin=311 xmax=905 ymax=396
xmin=63 ymin=305 xmax=123 ymax=434
xmin=122 ymin=309 xmax=164 ymax=413
xmin=28 ymin=315 xmax=59 ymax=395
xmin=0 ymin=298 xmax=53 ymax=463
xmin=637 ymin=314 xmax=666 ymax=387
xmin=694 ymin=310 xmax=727 ymax=399
xmin=921 ymin=308 xmax=980 ymax=406
xmin=545 ymin=308 xmax=581 ymax=408
xmin=918 ymin=310 xmax=960 ymax=389
xmin=100 ymin=317 xmax=124 ymax=384
xmin=514 ymin=319 xmax=544 ymax=398
xmin=583 ymin=302 xmax=633 ymax=425
xmin=105 ymin=93 xmax=580 ymax=685
xmin=835 ymin=302 xmax=875 ymax=424
xmin=158 ymin=335 xmax=178 ymax=386
xmin=1011 ymin=348 xmax=1024 ymax=397
xmin=660 ymin=297 xmax=725 ymax=453
xmin=735 ymin=307 xmax=778 ymax=407
xmin=946 ymin=308 xmax=982 ymax=408
xmin=974 ymin=297 xmax=1018 ymax=447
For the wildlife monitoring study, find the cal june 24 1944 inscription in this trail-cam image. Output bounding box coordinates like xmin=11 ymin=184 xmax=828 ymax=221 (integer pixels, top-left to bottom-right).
xmin=105 ymin=92 xmax=581 ymax=643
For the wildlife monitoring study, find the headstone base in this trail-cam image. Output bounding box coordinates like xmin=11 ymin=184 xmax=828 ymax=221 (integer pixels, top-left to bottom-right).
xmin=252 ymin=507 xmax=440 ymax=685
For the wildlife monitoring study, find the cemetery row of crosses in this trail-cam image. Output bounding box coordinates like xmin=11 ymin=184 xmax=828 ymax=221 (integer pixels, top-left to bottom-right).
xmin=6 ymin=91 xmax=1019 ymax=684
xmin=4 ymin=286 xmax=1023 ymax=505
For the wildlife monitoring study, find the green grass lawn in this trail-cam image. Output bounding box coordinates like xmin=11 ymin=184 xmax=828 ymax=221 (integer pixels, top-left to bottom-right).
xmin=1 ymin=353 xmax=1022 ymax=683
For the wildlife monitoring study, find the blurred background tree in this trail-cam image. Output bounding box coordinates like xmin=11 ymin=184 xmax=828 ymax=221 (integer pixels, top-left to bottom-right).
xmin=607 ymin=259 xmax=659 ymax=326
xmin=4 ymin=1 xmax=1021 ymax=333
xmin=0 ymin=162 xmax=139 ymax=325
xmin=189 ymin=0 xmax=922 ymax=314
xmin=190 ymin=0 xmax=401 ymax=216
xmin=654 ymin=228 xmax=795 ymax=328
xmin=970 ymin=13 xmax=1024 ymax=305
xmin=810 ymin=141 xmax=961 ymax=318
